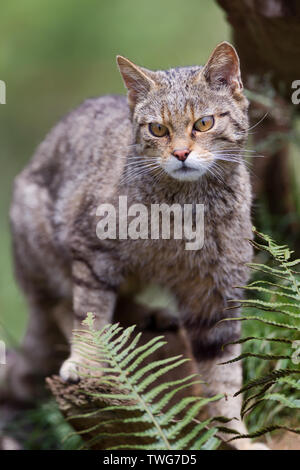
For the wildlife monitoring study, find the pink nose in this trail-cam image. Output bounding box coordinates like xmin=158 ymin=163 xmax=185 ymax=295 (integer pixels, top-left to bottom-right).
xmin=172 ymin=148 xmax=190 ymax=162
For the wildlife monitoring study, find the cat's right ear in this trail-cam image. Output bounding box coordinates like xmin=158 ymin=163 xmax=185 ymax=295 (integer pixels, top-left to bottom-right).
xmin=117 ymin=56 xmax=157 ymax=109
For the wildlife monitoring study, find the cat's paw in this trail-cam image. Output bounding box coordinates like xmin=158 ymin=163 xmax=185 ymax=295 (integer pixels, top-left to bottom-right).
xmin=59 ymin=356 xmax=104 ymax=383
xmin=248 ymin=442 xmax=270 ymax=450
xmin=59 ymin=358 xmax=80 ymax=383
xmin=235 ymin=440 xmax=269 ymax=450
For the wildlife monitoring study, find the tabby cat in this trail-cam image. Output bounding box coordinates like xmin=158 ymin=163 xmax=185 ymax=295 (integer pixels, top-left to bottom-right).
xmin=6 ymin=42 xmax=267 ymax=449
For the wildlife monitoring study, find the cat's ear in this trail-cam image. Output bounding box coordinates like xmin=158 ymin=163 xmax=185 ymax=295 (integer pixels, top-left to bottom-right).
xmin=117 ymin=56 xmax=157 ymax=109
xmin=201 ymin=42 xmax=243 ymax=93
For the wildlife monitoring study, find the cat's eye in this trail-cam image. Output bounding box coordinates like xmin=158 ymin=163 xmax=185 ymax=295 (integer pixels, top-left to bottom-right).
xmin=193 ymin=115 xmax=215 ymax=132
xmin=149 ymin=122 xmax=169 ymax=137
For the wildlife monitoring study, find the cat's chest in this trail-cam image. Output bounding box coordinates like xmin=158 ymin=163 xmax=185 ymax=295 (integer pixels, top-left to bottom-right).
xmin=125 ymin=234 xmax=218 ymax=286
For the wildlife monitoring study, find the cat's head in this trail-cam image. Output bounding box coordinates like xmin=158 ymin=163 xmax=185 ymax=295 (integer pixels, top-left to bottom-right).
xmin=117 ymin=42 xmax=249 ymax=182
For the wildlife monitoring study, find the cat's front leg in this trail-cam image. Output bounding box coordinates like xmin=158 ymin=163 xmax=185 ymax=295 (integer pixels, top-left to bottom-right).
xmin=195 ymin=342 xmax=269 ymax=450
xmin=59 ymin=258 xmax=118 ymax=383
xmin=182 ymin=306 xmax=268 ymax=450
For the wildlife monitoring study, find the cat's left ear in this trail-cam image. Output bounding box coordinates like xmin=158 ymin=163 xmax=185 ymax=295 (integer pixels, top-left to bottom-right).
xmin=117 ymin=56 xmax=157 ymax=109
xmin=201 ymin=42 xmax=243 ymax=93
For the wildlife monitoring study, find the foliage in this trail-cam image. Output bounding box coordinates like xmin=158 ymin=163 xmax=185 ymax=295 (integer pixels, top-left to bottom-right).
xmin=222 ymin=229 xmax=300 ymax=443
xmin=68 ymin=314 xmax=223 ymax=450
xmin=5 ymin=401 xmax=82 ymax=450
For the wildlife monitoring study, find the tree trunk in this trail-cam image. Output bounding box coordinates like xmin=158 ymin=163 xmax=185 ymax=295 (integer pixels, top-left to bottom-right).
xmin=217 ymin=0 xmax=300 ymax=252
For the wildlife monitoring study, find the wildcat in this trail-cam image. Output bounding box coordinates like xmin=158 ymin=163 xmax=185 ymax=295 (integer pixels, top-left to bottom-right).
xmin=5 ymin=42 xmax=267 ymax=449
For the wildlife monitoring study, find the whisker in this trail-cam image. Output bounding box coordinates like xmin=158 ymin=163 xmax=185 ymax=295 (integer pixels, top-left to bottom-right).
xmin=125 ymin=162 xmax=159 ymax=170
xmin=123 ymin=164 xmax=158 ymax=178
xmin=152 ymin=167 xmax=166 ymax=185
xmin=213 ymin=156 xmax=255 ymax=171
xmin=213 ymin=158 xmax=256 ymax=177
xmin=214 ymin=152 xmax=265 ymax=159
xmin=120 ymin=162 xmax=161 ymax=185
xmin=125 ymin=159 xmax=160 ymax=168
xmin=214 ymin=149 xmax=257 ymax=153
xmin=211 ymin=162 xmax=228 ymax=180
xmin=247 ymin=112 xmax=269 ymax=132
xmin=214 ymin=156 xmax=249 ymax=166
xmin=131 ymin=157 xmax=157 ymax=163
xmin=235 ymin=112 xmax=269 ymax=137
xmin=206 ymin=165 xmax=225 ymax=185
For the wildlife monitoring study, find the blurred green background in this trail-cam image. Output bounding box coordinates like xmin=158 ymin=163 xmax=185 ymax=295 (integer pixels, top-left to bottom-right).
xmin=0 ymin=0 xmax=229 ymax=344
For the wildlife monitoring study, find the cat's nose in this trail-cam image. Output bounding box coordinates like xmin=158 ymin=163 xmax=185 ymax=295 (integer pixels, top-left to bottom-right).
xmin=172 ymin=148 xmax=190 ymax=162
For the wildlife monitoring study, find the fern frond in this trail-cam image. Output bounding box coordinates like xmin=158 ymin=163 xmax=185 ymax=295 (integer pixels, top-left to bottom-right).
xmin=231 ymin=229 xmax=300 ymax=440
xmin=219 ymin=352 xmax=291 ymax=365
xmin=226 ymin=425 xmax=300 ymax=443
xmin=236 ymin=369 xmax=300 ymax=396
xmin=71 ymin=314 xmax=222 ymax=450
xmin=223 ymin=335 xmax=293 ymax=348
xmin=219 ymin=316 xmax=300 ymax=330
xmin=262 ymin=393 xmax=300 ymax=408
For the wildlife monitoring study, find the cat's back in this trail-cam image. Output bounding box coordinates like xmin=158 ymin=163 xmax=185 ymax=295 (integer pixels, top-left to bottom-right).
xmin=25 ymin=95 xmax=131 ymax=182
xmin=10 ymin=94 xmax=131 ymax=261
xmin=20 ymin=94 xmax=131 ymax=192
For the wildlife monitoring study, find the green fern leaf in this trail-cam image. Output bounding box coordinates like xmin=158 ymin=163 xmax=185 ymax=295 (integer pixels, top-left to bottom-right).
xmin=71 ymin=315 xmax=221 ymax=450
